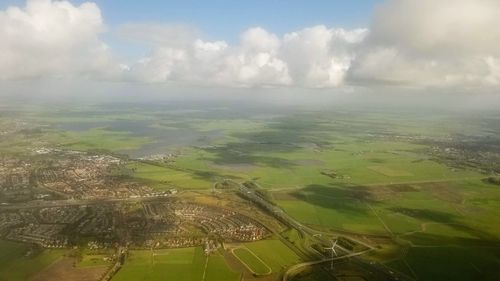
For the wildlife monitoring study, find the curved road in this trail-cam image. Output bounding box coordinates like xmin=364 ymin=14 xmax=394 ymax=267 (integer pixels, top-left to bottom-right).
xmin=282 ymin=249 xmax=372 ymax=281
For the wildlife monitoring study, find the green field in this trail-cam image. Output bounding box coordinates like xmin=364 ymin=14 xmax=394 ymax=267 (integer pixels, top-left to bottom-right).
xmin=127 ymin=162 xmax=213 ymax=190
xmin=112 ymin=247 xmax=239 ymax=281
xmin=242 ymin=239 xmax=302 ymax=273
xmin=204 ymin=254 xmax=241 ymax=281
xmin=169 ymin=137 xmax=483 ymax=192
xmin=0 ymin=240 xmax=66 ymax=281
xmin=76 ymin=248 xmax=114 ymax=268
xmin=233 ymin=248 xmax=271 ymax=275
xmin=46 ymin=128 xmax=152 ymax=152
xmin=275 ymin=179 xmax=500 ymax=236
xmin=274 ymin=179 xmax=500 ymax=279
xmin=387 ymin=246 xmax=500 ymax=281
xmin=77 ymin=254 xmax=111 ymax=267
xmin=2 ymin=103 xmax=499 ymax=281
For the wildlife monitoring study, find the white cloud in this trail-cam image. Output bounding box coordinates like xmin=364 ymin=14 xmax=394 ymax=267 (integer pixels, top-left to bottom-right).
xmin=216 ymin=27 xmax=291 ymax=86
xmin=282 ymin=25 xmax=367 ymax=87
xmin=129 ymin=25 xmax=366 ymax=87
xmin=124 ymin=28 xmax=229 ymax=84
xmin=349 ymin=0 xmax=500 ymax=88
xmin=240 ymin=27 xmax=280 ymax=53
xmin=126 ymin=26 xmax=293 ymax=87
xmin=1 ymin=0 xmax=500 ymax=91
xmin=485 ymin=57 xmax=500 ymax=86
xmin=0 ymin=0 xmax=120 ymax=80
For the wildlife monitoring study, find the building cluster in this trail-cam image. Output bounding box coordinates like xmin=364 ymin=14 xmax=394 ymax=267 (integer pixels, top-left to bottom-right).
xmin=74 ymin=206 xmax=115 ymax=237
xmin=135 ymin=201 xmax=269 ymax=243
xmin=428 ymin=144 xmax=500 ymax=174
xmin=130 ymin=201 xmax=269 ymax=245
xmin=174 ymin=204 xmax=267 ymax=242
xmin=146 ymin=237 xmax=222 ymax=255
xmin=87 ymin=240 xmax=113 ymax=250
xmin=138 ymin=153 xmax=178 ymax=162
xmin=0 ymin=119 xmax=29 ymax=136
xmin=374 ymin=131 xmax=499 ymax=174
xmin=0 ymin=158 xmax=33 ymax=201
xmin=0 ymin=150 xmax=155 ymax=201
xmin=7 ymin=223 xmax=68 ymax=248
xmin=2 ymin=207 xmax=70 ymax=247
xmin=0 ymin=200 xmax=269 ymax=251
xmin=38 ymin=205 xmax=87 ymax=224
xmin=147 ymin=236 xmax=208 ymax=249
xmin=203 ymin=239 xmax=221 ymax=255
xmin=35 ymin=152 xmax=152 ymax=199
xmin=0 ymin=205 xmax=115 ymax=247
xmin=0 ymin=212 xmax=23 ymax=236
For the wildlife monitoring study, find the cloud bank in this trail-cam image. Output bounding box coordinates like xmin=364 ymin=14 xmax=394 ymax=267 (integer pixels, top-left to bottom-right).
xmin=0 ymin=0 xmax=122 ymax=80
xmin=125 ymin=25 xmax=366 ymax=87
xmin=349 ymin=0 xmax=500 ymax=88
xmin=1 ymin=0 xmax=499 ymax=91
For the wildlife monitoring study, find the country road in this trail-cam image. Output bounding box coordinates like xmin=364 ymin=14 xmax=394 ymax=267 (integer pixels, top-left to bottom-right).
xmin=282 ymin=249 xmax=372 ymax=281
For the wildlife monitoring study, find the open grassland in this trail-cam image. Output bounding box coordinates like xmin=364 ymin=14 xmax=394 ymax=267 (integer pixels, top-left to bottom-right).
xmin=190 ymin=119 xmax=268 ymax=135
xmin=77 ymin=254 xmax=111 ymax=267
xmin=274 ymin=180 xmax=500 ymax=236
xmin=274 ymin=179 xmax=500 ymax=279
xmin=233 ymin=247 xmax=271 ymax=275
xmin=127 ymin=162 xmax=213 ymax=190
xmin=204 ymin=254 xmax=241 ymax=281
xmin=387 ymin=246 xmax=500 ymax=281
xmin=112 ymin=247 xmax=240 ymax=281
xmin=31 ymin=257 xmax=108 ymax=281
xmin=242 ymin=239 xmax=302 ymax=273
xmin=170 ymin=138 xmax=483 ymax=192
xmin=46 ymin=128 xmax=151 ymax=152
xmin=120 ymin=109 xmax=499 ymax=279
xmin=2 ymin=105 xmax=499 ymax=280
xmin=76 ymin=248 xmax=114 ymax=268
xmin=0 ymin=240 xmax=66 ymax=281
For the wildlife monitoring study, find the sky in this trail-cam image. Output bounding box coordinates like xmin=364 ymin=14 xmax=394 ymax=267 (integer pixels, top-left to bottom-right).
xmin=0 ymin=0 xmax=379 ymax=61
xmin=0 ymin=0 xmax=499 ymax=97
xmin=0 ymin=0 xmax=378 ymax=38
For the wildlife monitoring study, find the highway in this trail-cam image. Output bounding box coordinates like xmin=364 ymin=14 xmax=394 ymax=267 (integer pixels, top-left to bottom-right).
xmin=230 ymin=179 xmax=373 ymax=249
xmin=230 ymin=179 xmax=415 ymax=281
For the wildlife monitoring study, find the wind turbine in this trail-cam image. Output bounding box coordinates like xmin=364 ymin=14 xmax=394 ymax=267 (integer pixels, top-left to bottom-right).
xmin=324 ymin=239 xmax=338 ymax=270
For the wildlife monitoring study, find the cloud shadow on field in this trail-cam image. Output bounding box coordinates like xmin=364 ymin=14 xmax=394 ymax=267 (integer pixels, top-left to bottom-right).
xmin=201 ymin=114 xmax=333 ymax=169
xmin=390 ymin=207 xmax=498 ymax=240
xmin=289 ymin=184 xmax=376 ymax=215
xmin=202 ymin=143 xmax=299 ymax=169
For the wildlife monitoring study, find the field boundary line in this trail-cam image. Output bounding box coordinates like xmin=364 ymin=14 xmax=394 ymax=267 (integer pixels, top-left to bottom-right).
xmin=365 ymin=201 xmax=393 ymax=236
xmin=403 ymin=259 xmax=419 ymax=280
xmin=231 ymin=247 xmax=272 ymax=275
xmin=201 ymin=256 xmax=209 ymax=281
